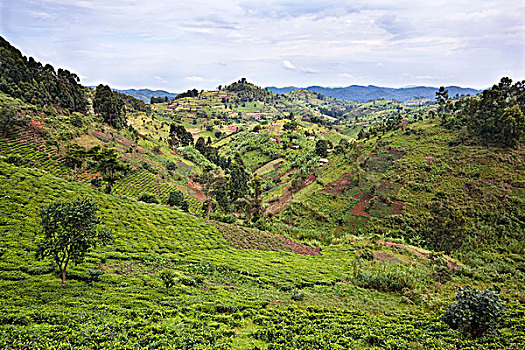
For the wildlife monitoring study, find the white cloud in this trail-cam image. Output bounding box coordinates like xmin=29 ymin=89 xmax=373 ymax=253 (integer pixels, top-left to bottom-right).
xmin=282 ymin=60 xmax=297 ymax=70
xmin=2 ymin=0 xmax=523 ymax=90
xmin=185 ymin=76 xmax=205 ymax=82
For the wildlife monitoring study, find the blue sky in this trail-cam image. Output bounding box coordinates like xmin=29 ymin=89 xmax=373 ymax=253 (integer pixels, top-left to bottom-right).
xmin=1 ymin=0 xmax=523 ymax=91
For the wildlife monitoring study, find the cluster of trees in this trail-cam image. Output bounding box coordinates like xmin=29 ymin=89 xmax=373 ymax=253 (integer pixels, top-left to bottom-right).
xmin=169 ymin=124 xmax=194 ymax=147
xmin=174 ymin=89 xmax=200 ymax=100
xmin=0 ymin=36 xmax=88 ymax=112
xmin=93 ymin=85 xmax=127 ymax=129
xmin=195 ymin=136 xmax=232 ymax=169
xmin=224 ymin=78 xmax=274 ymax=103
xmin=113 ymin=91 xmax=151 ymax=113
xmin=0 ymin=106 xmax=27 ymax=137
xmin=196 ymin=153 xmax=259 ymax=219
xmin=439 ymin=78 xmax=525 ymax=148
xmin=65 ymin=145 xmax=129 ymax=194
xmin=150 ymin=96 xmax=169 ymax=104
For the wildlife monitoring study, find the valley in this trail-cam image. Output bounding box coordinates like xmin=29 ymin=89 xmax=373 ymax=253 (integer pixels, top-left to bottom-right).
xmin=0 ymin=35 xmax=524 ymax=349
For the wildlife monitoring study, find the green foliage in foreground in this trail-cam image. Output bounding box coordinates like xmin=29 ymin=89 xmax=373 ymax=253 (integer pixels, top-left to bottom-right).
xmin=37 ymin=196 xmax=112 ymax=286
xmin=443 ymin=287 xmax=507 ymax=339
xmin=0 ymin=161 xmax=523 ymax=349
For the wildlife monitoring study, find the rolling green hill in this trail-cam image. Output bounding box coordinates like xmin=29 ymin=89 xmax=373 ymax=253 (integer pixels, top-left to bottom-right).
xmin=0 ymin=36 xmax=524 ymax=349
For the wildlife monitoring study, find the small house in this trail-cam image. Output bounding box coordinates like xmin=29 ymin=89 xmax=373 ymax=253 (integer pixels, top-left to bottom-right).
xmin=319 ymin=158 xmax=329 ymax=166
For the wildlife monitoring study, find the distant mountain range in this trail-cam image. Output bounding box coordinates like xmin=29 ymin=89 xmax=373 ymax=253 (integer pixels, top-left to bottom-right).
xmin=113 ymin=89 xmax=179 ymax=102
xmin=266 ymin=85 xmax=481 ymax=102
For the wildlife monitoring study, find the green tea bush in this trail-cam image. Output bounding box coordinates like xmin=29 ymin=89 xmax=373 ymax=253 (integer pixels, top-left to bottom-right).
xmin=443 ymin=286 xmax=507 ymax=338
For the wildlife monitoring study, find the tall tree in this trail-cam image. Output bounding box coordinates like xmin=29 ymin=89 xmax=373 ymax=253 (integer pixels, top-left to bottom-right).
xmin=36 ymin=197 xmax=112 ymax=286
xmin=169 ymin=124 xmax=194 ymax=147
xmin=229 ymin=153 xmax=250 ymax=202
xmin=93 ymin=84 xmax=126 ymax=129
xmin=435 ymin=86 xmax=449 ymax=116
xmin=92 ymin=148 xmax=129 ymax=194
xmin=0 ymin=106 xmax=18 ymax=137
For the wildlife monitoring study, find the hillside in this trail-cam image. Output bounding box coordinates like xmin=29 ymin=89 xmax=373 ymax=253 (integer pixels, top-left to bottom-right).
xmin=267 ymin=85 xmax=481 ymax=102
xmin=0 ymin=36 xmax=524 ymax=349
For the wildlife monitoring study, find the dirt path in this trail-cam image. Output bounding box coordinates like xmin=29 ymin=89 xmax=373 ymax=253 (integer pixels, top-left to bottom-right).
xmin=376 ymin=240 xmax=460 ymax=268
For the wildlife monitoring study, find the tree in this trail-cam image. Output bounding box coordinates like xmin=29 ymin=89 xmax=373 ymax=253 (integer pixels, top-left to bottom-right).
xmin=435 ymin=86 xmax=449 ymax=115
xmin=169 ymin=124 xmax=194 ymax=147
xmin=0 ymin=106 xmax=18 ymax=137
xmin=229 ymin=153 xmax=250 ymax=202
xmin=443 ymin=287 xmax=507 ymax=338
xmin=251 ymin=176 xmax=263 ymax=217
xmin=167 ymin=190 xmax=188 ymax=211
xmin=315 ymin=139 xmax=330 ymax=157
xmin=196 ymin=166 xmax=220 ymax=218
xmin=36 ymin=197 xmax=112 ymax=287
xmin=93 ymin=84 xmax=126 ymax=129
xmin=92 ymin=148 xmax=129 ymax=194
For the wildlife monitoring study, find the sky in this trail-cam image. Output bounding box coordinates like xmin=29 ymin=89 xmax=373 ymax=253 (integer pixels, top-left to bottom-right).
xmin=1 ymin=0 xmax=523 ymax=91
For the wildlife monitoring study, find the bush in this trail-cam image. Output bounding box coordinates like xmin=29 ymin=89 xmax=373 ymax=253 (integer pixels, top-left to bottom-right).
xmin=70 ymin=112 xmax=84 ymax=127
xmin=138 ymin=193 xmax=159 ymax=204
xmin=166 ymin=161 xmax=177 ymax=171
xmin=442 ymin=286 xmax=507 ymax=338
xmin=159 ymin=269 xmax=177 ymax=292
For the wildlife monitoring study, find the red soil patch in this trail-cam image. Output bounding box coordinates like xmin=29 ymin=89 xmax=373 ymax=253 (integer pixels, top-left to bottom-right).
xmin=228 ymin=125 xmax=237 ymax=133
xmin=349 ymin=193 xmax=372 ymax=217
xmin=187 ymin=178 xmax=206 ymax=202
xmin=379 ymin=181 xmax=402 ymax=196
xmin=115 ymin=138 xmax=132 ymax=148
xmin=381 ymin=147 xmax=406 ymax=156
xmin=392 ymin=201 xmax=404 ymax=215
xmin=322 ymin=173 xmax=352 ymax=194
xmin=373 ymin=252 xmax=397 ymax=262
xmin=304 ymin=173 xmax=317 ymax=186
xmin=187 ymin=128 xmax=202 ymax=136
xmin=354 ymin=190 xmax=363 ymax=199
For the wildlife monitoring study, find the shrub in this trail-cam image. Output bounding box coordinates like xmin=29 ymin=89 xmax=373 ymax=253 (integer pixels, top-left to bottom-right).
xmin=87 ymin=269 xmax=104 ymax=283
xmin=166 ymin=160 xmax=177 ymax=171
xmin=442 ymin=286 xmax=507 ymax=338
xmin=360 ymin=249 xmax=374 ymax=261
xmin=138 ymin=193 xmax=159 ymax=204
xmin=159 ymin=269 xmax=177 ymax=293
xmin=70 ymin=112 xmax=84 ymax=127
xmin=167 ymin=190 xmax=184 ymax=206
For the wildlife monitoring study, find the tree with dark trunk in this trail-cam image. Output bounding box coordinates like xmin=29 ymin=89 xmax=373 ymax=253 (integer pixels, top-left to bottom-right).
xmin=36 ymin=197 xmax=112 ymax=286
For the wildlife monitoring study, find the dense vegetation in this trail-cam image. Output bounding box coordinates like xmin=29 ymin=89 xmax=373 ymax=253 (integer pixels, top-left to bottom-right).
xmin=440 ymin=77 xmax=525 ymax=147
xmin=0 ymin=36 xmax=523 ymax=348
xmin=0 ymin=36 xmax=87 ymax=112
